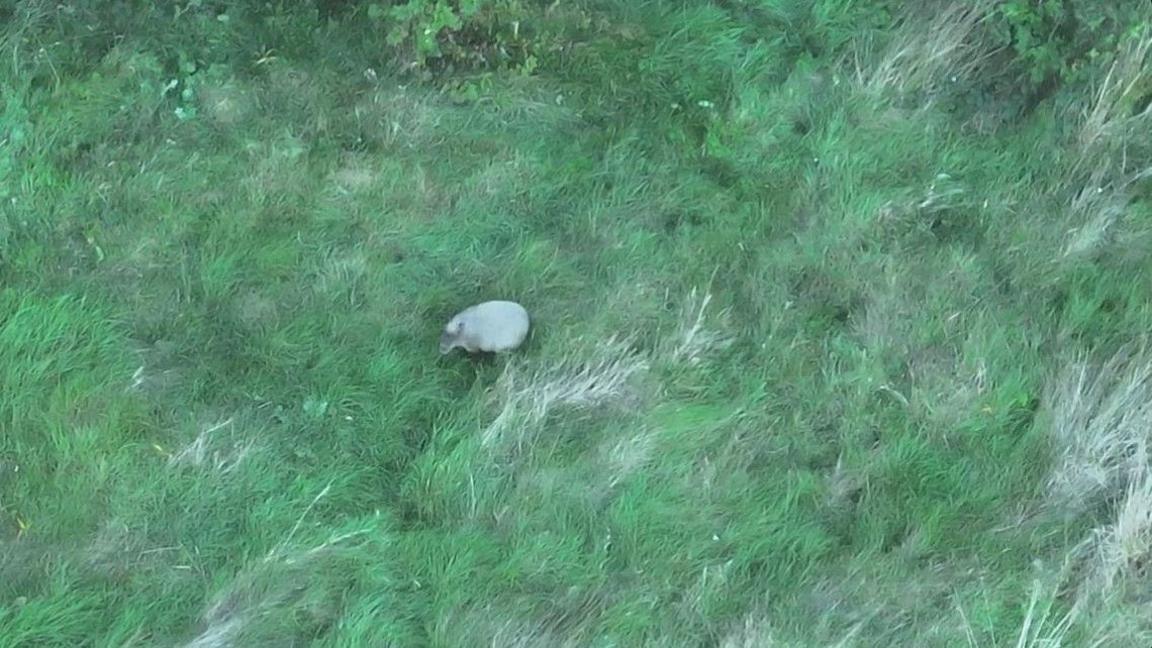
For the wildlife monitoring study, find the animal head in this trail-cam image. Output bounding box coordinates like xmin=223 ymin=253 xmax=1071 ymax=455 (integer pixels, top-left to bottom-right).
xmin=439 ymin=317 xmax=465 ymax=354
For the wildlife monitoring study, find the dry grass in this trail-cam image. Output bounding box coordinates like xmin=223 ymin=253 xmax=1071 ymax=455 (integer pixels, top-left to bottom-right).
xmin=198 ymin=78 xmax=256 ymax=126
xmin=1076 ymin=32 xmax=1152 ymax=177
xmin=718 ymin=612 xmax=863 ymax=648
xmin=718 ymin=613 xmax=785 ymax=648
xmin=241 ymin=133 xmax=312 ymax=205
xmin=872 ymin=172 xmax=972 ymax=242
xmin=1061 ymin=31 xmax=1152 ymax=262
xmin=85 ymin=520 xmax=158 ymax=579
xmin=598 ymin=428 xmax=657 ymax=491
xmin=467 ymin=152 xmax=541 ymax=199
xmin=327 ymin=153 xmax=380 ymax=194
xmin=181 ymin=484 xmax=373 ymax=648
xmin=436 ymin=604 xmax=589 ymax=648
xmin=1040 ymin=346 xmax=1152 ymax=639
xmin=482 ymin=287 xmax=731 ymax=452
xmin=182 ymin=618 xmax=247 ymax=648
xmin=1007 ymin=580 xmax=1080 ymax=648
xmin=856 ymin=0 xmax=999 ymax=105
xmin=167 ymin=418 xmax=254 ymax=476
xmin=1046 ymin=344 xmax=1152 ymax=513
xmin=1059 ymin=167 xmax=1138 ymax=261
xmin=1082 ymin=463 xmax=1152 ymax=600
xmin=353 ymin=86 xmax=449 ymax=152
xmin=948 ymin=572 xmax=1100 ymax=648
xmin=311 ymin=248 xmax=369 ymax=298
xmin=662 ymin=288 xmax=733 ymax=366
xmin=482 ymin=335 xmax=649 ymax=449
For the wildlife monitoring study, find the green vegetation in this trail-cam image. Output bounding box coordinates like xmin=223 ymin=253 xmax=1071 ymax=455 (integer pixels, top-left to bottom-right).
xmin=2 ymin=0 xmax=1152 ymax=644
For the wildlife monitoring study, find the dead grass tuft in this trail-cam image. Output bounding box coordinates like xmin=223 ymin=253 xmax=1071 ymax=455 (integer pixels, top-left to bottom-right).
xmin=181 ymin=484 xmax=373 ymax=648
xmin=856 ymin=1 xmax=999 ymax=106
xmin=873 ymin=173 xmax=971 ymax=243
xmin=1010 ymin=579 xmax=1081 ymax=648
xmin=241 ymin=134 xmax=311 ymax=205
xmin=719 ymin=610 xmax=863 ymax=648
xmin=826 ymin=453 xmax=867 ymax=512
xmin=467 ymin=152 xmax=540 ymax=199
xmin=168 ymin=418 xmax=254 ymax=476
xmin=1076 ymin=32 xmax=1152 ymax=177
xmin=328 ymin=153 xmax=380 ymax=194
xmin=355 ymin=87 xmax=447 ymax=152
xmin=198 ymin=78 xmax=256 ymax=126
xmin=312 ymin=248 xmax=369 ymax=300
xmin=1046 ymin=344 xmax=1152 ymax=513
xmin=85 ymin=520 xmax=154 ymax=579
xmin=481 ymin=287 xmax=727 ymax=451
xmin=262 ymin=66 xmax=331 ymax=135
xmin=1060 ymin=165 xmax=1152 ymax=262
xmin=954 ymin=577 xmax=1085 ymax=648
xmin=662 ymin=287 xmax=733 ymax=366
xmin=482 ymin=336 xmax=649 ymax=449
xmin=182 ymin=618 xmax=247 ymax=648
xmin=599 ymin=428 xmax=656 ymax=490
xmin=1082 ymin=463 xmax=1152 ymax=600
xmin=233 ymin=290 xmax=280 ymax=331
xmin=719 ymin=614 xmax=783 ymax=648
xmin=1040 ymin=348 xmax=1152 ymax=629
xmin=1061 ymin=31 xmax=1152 ymax=263
xmin=438 ymin=604 xmax=591 ymax=648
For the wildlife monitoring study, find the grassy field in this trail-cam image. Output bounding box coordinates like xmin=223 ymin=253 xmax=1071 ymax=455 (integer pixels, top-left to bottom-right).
xmin=2 ymin=0 xmax=1152 ymax=645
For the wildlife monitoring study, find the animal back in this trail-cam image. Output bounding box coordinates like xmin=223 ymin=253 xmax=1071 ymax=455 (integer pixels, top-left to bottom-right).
xmin=468 ymin=301 xmax=530 ymax=352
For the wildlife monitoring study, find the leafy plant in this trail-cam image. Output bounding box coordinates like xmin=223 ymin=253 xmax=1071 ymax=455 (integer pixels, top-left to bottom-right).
xmin=993 ymin=0 xmax=1079 ymax=85
xmin=365 ymin=0 xmax=543 ymax=73
xmin=987 ymin=1 xmax=1147 ymax=94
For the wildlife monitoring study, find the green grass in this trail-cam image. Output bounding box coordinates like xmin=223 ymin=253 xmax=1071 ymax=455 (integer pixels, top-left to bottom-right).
xmin=2 ymin=0 xmax=1152 ymax=645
